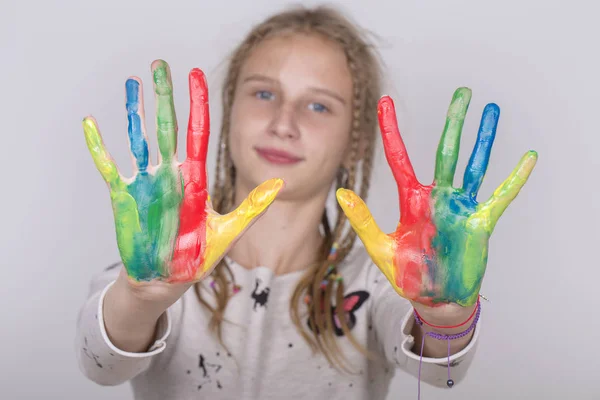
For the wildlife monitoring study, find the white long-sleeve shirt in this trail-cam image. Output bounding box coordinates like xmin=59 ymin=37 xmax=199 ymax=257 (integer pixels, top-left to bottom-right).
xmin=75 ymin=245 xmax=480 ymax=399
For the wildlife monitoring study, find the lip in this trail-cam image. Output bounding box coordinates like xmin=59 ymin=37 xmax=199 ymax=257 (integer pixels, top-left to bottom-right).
xmin=254 ymin=147 xmax=304 ymax=165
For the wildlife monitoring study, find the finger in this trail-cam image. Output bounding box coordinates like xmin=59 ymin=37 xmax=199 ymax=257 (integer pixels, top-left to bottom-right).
xmin=434 ymin=87 xmax=472 ymax=187
xmin=186 ymin=68 xmax=210 ymax=164
xmin=111 ymin=190 xmax=146 ymax=278
xmin=378 ymin=96 xmax=419 ymax=189
xmin=147 ymin=169 xmax=185 ymax=277
xmin=463 ymin=103 xmax=500 ymax=198
xmin=335 ymin=188 xmax=396 ymax=281
xmin=202 ymin=178 xmax=284 ymax=273
xmin=151 ymin=59 xmax=178 ymax=163
xmin=169 ymin=181 xmax=209 ymax=282
xmin=125 ymin=77 xmax=151 ymax=173
xmin=475 ymin=150 xmax=538 ymax=231
xmin=82 ymin=117 xmax=125 ymax=191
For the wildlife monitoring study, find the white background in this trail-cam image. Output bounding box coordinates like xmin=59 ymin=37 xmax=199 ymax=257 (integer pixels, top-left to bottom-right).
xmin=2 ymin=0 xmax=599 ymax=399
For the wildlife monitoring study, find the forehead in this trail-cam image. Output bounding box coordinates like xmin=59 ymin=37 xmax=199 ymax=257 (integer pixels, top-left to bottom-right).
xmin=239 ymin=33 xmax=353 ymax=96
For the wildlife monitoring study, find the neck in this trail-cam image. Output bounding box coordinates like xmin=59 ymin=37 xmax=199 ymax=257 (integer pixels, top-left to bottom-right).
xmin=227 ymin=183 xmax=328 ymax=276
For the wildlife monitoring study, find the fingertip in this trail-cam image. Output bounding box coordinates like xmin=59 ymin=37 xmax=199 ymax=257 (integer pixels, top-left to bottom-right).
xmin=522 ymin=151 xmax=538 ymax=172
xmin=377 ymin=95 xmax=395 ymax=114
xmin=269 ymin=177 xmax=285 ymax=193
xmin=152 ymin=60 xmax=172 ymax=89
xmin=82 ymin=116 xmax=97 ymax=132
xmin=455 ymin=87 xmax=472 ymax=98
xmin=190 ymin=67 xmax=206 ymax=80
xmin=151 ymin=59 xmax=168 ymax=70
xmin=125 ymin=78 xmax=141 ymax=109
xmin=125 ymin=78 xmax=140 ymax=92
xmin=483 ymin=103 xmax=500 ymax=116
xmin=335 ymin=188 xmax=358 ymax=207
xmin=448 ymin=87 xmax=472 ymax=118
xmin=250 ymin=178 xmax=285 ymax=206
xmin=335 ymin=187 xmax=348 ymax=199
xmin=189 ymin=68 xmax=209 ymax=102
xmin=527 ymin=150 xmax=538 ymax=159
xmin=126 ymin=76 xmax=142 ymax=86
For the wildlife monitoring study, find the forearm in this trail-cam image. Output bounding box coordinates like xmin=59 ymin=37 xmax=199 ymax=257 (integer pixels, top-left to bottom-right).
xmin=103 ymin=279 xmax=165 ymax=353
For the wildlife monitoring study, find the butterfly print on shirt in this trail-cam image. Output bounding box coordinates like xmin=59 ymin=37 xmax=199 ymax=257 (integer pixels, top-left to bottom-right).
xmin=307 ymin=290 xmax=370 ymax=337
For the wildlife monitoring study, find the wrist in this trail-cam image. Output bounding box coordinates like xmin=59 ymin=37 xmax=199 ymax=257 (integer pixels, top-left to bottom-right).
xmin=412 ymin=300 xmax=479 ymax=334
xmin=106 ymin=278 xmax=165 ymax=328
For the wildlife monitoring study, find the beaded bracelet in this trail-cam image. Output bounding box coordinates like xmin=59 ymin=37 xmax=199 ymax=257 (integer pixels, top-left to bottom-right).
xmin=413 ymin=299 xmax=481 ymax=399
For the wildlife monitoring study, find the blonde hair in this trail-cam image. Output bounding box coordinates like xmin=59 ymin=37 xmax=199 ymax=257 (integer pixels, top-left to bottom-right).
xmin=195 ymin=5 xmax=383 ymax=371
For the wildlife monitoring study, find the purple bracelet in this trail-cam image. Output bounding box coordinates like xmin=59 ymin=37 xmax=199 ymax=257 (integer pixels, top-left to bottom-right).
xmin=413 ymin=301 xmax=481 ymax=399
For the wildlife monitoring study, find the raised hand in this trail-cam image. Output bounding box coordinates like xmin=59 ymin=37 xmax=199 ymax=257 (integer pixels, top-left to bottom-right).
xmin=337 ymin=88 xmax=537 ymax=307
xmin=83 ymin=60 xmax=283 ymax=284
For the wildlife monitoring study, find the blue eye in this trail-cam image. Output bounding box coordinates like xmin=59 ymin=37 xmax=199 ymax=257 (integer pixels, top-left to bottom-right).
xmin=309 ymin=102 xmax=328 ymax=113
xmin=255 ymin=90 xmax=274 ymax=100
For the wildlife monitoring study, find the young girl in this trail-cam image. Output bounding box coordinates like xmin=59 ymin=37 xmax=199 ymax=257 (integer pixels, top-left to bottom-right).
xmin=76 ymin=6 xmax=536 ymax=400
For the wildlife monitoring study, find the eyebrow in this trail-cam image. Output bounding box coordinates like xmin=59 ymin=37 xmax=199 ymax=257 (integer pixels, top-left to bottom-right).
xmin=242 ymin=74 xmax=347 ymax=105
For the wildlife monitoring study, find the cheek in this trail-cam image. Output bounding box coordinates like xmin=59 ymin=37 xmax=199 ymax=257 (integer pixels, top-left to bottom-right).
xmin=307 ymin=118 xmax=352 ymax=161
xmin=304 ymin=129 xmax=350 ymax=176
xmin=230 ymin=100 xmax=271 ymax=142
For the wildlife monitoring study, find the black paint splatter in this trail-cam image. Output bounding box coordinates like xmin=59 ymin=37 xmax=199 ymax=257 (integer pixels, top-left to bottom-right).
xmin=251 ymin=278 xmax=270 ymax=310
xmin=288 ymin=343 xmax=293 ymax=348
xmin=82 ymin=337 xmax=102 ymax=368
xmin=199 ymin=354 xmax=222 ymax=377
xmin=104 ymin=261 xmax=122 ymax=271
xmin=195 ymin=354 xmax=223 ymax=390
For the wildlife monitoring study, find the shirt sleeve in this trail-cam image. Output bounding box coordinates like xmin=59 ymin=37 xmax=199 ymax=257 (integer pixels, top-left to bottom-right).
xmin=366 ymin=260 xmax=480 ymax=389
xmin=74 ymin=263 xmax=176 ymax=386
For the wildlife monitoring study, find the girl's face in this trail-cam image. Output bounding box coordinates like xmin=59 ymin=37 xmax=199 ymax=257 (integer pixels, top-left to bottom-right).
xmin=229 ymin=33 xmax=354 ymax=201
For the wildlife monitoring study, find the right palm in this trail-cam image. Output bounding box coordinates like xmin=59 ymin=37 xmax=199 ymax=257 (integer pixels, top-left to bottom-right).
xmin=83 ymin=60 xmax=282 ymax=283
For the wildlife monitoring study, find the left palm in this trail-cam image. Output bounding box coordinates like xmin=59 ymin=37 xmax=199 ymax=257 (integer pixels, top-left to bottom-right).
xmin=337 ymin=88 xmax=537 ymax=307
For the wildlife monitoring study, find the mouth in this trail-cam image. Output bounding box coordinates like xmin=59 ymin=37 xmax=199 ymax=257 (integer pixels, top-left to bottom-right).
xmin=254 ymin=147 xmax=304 ymax=165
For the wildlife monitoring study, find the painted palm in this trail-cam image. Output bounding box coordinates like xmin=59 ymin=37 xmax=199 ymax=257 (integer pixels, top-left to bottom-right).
xmin=83 ymin=61 xmax=283 ymax=283
xmin=337 ymin=88 xmax=537 ymax=307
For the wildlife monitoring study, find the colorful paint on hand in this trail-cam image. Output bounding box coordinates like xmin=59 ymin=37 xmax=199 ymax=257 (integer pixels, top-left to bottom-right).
xmin=337 ymin=88 xmax=537 ymax=307
xmin=83 ymin=60 xmax=283 ymax=283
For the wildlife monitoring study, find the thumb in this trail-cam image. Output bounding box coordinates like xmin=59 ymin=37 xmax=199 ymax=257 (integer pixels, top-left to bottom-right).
xmin=201 ymin=178 xmax=284 ymax=272
xmin=336 ymin=188 xmax=396 ymax=281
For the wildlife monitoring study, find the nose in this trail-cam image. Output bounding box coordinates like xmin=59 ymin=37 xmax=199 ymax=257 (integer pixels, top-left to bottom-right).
xmin=268 ymin=103 xmax=299 ymax=140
